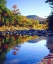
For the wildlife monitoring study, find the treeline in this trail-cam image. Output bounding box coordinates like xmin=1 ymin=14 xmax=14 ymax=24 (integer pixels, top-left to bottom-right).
xmin=0 ymin=3 xmax=39 ymax=28
xmin=45 ymin=0 xmax=53 ymax=30
xmin=0 ymin=0 xmax=46 ymax=30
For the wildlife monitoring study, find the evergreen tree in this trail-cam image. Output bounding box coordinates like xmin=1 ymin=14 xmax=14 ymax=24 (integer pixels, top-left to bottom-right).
xmin=45 ymin=0 xmax=53 ymax=30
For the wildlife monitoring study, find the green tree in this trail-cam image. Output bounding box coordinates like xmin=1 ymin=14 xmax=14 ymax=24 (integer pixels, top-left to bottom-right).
xmin=0 ymin=0 xmax=7 ymax=6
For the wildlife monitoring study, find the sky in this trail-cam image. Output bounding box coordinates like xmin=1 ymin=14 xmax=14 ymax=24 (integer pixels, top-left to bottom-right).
xmin=7 ymin=0 xmax=51 ymax=18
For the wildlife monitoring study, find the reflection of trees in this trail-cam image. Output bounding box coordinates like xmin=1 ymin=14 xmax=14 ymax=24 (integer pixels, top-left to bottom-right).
xmin=12 ymin=45 xmax=20 ymax=55
xmin=0 ymin=34 xmax=38 ymax=63
xmin=0 ymin=35 xmax=9 ymax=64
xmin=0 ymin=35 xmax=19 ymax=63
xmin=46 ymin=36 xmax=53 ymax=53
xmin=40 ymin=53 xmax=53 ymax=64
xmin=40 ymin=36 xmax=53 ymax=64
xmin=0 ymin=35 xmax=38 ymax=48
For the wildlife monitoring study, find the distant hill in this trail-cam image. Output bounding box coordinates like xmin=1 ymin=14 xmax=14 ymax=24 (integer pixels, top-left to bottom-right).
xmin=26 ymin=15 xmax=44 ymax=21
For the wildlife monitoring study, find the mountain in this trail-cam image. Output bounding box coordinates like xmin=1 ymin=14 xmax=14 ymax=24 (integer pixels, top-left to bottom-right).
xmin=26 ymin=15 xmax=44 ymax=21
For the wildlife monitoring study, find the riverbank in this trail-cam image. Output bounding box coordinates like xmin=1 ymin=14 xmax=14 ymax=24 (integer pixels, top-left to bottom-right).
xmin=0 ymin=25 xmax=53 ymax=36
xmin=0 ymin=24 xmax=46 ymax=31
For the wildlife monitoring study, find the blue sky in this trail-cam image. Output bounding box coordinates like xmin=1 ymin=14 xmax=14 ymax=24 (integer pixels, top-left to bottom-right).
xmin=7 ymin=0 xmax=51 ymax=18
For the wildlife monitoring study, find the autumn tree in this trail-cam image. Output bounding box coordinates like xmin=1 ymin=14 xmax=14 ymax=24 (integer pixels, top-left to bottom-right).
xmin=12 ymin=5 xmax=19 ymax=14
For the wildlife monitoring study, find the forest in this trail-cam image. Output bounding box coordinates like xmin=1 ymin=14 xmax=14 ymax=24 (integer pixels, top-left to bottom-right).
xmin=0 ymin=0 xmax=47 ymax=31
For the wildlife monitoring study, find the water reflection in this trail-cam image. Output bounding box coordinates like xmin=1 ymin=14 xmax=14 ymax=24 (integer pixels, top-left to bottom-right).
xmin=12 ymin=45 xmax=20 ymax=55
xmin=40 ymin=36 xmax=53 ymax=64
xmin=28 ymin=36 xmax=46 ymax=43
xmin=0 ymin=34 xmax=40 ymax=64
xmin=46 ymin=36 xmax=53 ymax=53
xmin=0 ymin=34 xmax=50 ymax=64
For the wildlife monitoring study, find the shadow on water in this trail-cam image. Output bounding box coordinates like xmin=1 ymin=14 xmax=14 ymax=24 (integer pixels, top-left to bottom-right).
xmin=40 ymin=36 xmax=53 ymax=64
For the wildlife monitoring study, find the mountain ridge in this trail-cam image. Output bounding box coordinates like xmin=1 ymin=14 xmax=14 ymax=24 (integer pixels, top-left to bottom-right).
xmin=26 ymin=15 xmax=45 ymax=21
